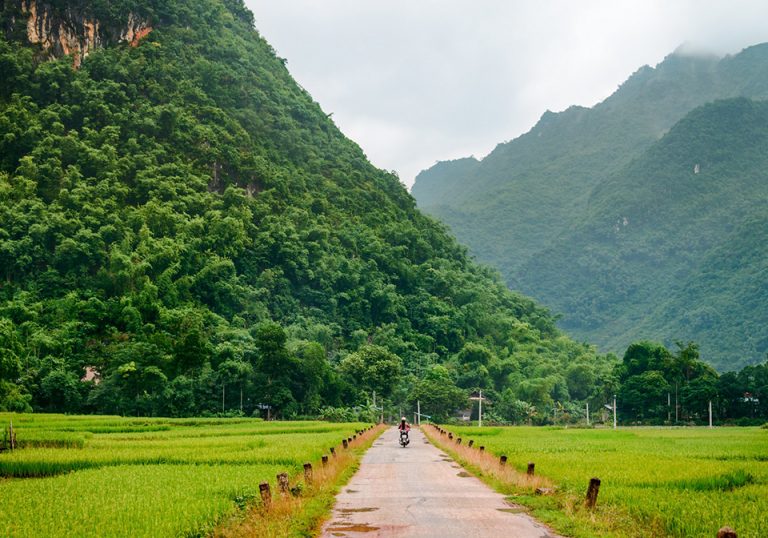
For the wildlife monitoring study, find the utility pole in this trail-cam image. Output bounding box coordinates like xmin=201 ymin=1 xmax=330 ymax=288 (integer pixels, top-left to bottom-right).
xmin=613 ymin=394 xmax=617 ymax=430
xmin=373 ymin=391 xmax=382 ymax=424
xmin=469 ymin=391 xmax=485 ymax=427
xmin=709 ymin=400 xmax=713 ymax=428
xmin=417 ymin=400 xmax=421 ymax=425
xmin=667 ymin=392 xmax=671 ymax=423
xmin=586 ymin=402 xmax=590 ymax=426
xmin=675 ymin=382 xmax=679 ymax=423
xmin=478 ymin=390 xmax=483 ymax=428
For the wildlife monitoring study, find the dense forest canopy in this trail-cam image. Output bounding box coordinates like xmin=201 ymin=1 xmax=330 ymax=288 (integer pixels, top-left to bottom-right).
xmin=412 ymin=44 xmax=768 ymax=372
xmin=0 ymin=0 xmax=616 ymax=419
xmin=524 ymin=97 xmax=768 ymax=372
xmin=0 ymin=1 xmax=765 ymax=426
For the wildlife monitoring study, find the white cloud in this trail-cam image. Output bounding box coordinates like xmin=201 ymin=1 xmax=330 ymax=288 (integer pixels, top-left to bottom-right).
xmin=247 ymin=0 xmax=768 ymax=188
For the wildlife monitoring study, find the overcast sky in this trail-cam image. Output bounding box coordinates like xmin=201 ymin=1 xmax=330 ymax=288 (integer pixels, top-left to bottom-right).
xmin=246 ymin=1 xmax=768 ymax=188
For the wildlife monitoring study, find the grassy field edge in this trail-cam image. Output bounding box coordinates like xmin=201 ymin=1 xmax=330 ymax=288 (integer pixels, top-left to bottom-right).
xmin=215 ymin=423 xmax=387 ymax=538
xmin=422 ymin=424 xmax=655 ymax=538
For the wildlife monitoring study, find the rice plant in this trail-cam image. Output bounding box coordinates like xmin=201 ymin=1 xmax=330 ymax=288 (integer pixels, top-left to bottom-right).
xmin=444 ymin=425 xmax=768 ymax=538
xmin=0 ymin=413 xmax=367 ymax=537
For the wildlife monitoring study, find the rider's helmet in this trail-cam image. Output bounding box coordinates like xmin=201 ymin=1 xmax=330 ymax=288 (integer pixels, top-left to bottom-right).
xmin=401 ymin=417 xmax=406 ymax=422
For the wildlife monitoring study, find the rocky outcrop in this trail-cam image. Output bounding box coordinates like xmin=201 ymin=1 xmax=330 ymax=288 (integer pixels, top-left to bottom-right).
xmin=121 ymin=12 xmax=152 ymax=48
xmin=18 ymin=0 xmax=152 ymax=68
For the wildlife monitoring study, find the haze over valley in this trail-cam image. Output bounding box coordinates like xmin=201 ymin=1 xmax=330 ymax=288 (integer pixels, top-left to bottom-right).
xmin=412 ymin=44 xmax=768 ymax=371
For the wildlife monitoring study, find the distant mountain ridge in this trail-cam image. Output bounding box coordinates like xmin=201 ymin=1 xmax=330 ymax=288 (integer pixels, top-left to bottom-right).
xmin=526 ymin=97 xmax=768 ymax=371
xmin=411 ymin=44 xmax=768 ymax=371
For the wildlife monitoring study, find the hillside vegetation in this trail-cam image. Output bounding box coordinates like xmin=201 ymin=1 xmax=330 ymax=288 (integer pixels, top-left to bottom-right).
xmin=0 ymin=0 xmax=613 ymax=417
xmin=412 ymin=45 xmax=768 ymax=370
xmin=526 ymin=98 xmax=768 ymax=371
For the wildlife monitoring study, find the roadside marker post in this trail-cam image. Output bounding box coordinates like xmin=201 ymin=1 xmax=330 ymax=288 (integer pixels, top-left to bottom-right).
xmin=585 ymin=477 xmax=601 ymax=509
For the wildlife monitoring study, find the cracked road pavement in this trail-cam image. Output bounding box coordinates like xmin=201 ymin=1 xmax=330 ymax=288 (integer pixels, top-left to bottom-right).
xmin=319 ymin=427 xmax=561 ymax=537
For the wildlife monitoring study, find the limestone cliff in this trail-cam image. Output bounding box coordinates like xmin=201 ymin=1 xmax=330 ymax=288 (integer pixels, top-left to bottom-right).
xmin=5 ymin=0 xmax=152 ymax=67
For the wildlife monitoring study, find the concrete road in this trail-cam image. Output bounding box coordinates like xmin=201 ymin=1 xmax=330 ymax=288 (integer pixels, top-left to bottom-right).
xmin=319 ymin=427 xmax=561 ymax=538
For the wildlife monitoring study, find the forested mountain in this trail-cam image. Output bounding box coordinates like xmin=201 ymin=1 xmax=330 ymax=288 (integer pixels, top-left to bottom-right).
xmin=527 ymin=98 xmax=768 ymax=371
xmin=0 ymin=0 xmax=615 ymax=418
xmin=412 ymin=45 xmax=768 ymax=371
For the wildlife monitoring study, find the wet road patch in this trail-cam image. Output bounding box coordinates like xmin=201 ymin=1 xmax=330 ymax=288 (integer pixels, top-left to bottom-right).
xmin=339 ymin=507 xmax=379 ymax=514
xmin=327 ymin=523 xmax=381 ymax=533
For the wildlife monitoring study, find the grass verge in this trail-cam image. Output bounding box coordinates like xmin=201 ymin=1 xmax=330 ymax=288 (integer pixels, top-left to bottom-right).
xmin=215 ymin=424 xmax=387 ymax=538
xmin=422 ymin=424 xmax=654 ymax=538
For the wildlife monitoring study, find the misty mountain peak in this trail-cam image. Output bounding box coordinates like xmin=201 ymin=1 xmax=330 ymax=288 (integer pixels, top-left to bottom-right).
xmin=671 ymin=41 xmax=722 ymax=59
xmin=412 ymin=40 xmax=768 ymax=370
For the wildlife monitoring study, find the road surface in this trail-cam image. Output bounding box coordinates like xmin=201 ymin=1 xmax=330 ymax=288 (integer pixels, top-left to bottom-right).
xmin=319 ymin=427 xmax=561 ymax=537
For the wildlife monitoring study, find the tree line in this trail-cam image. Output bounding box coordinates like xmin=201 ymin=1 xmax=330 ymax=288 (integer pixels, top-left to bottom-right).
xmin=458 ymin=340 xmax=768 ymax=427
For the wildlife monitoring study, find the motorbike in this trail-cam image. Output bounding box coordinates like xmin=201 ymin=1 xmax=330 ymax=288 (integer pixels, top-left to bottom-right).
xmin=398 ymin=428 xmax=410 ymax=447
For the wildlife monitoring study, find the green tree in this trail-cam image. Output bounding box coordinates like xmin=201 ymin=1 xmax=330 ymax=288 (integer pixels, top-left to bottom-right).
xmin=408 ymin=365 xmax=467 ymax=421
xmin=0 ymin=318 xmax=22 ymax=379
xmin=289 ymin=341 xmax=331 ymax=414
xmin=251 ymin=322 xmax=297 ymax=416
xmin=565 ymin=363 xmax=596 ymax=400
xmin=619 ymin=371 xmax=670 ymax=421
xmin=38 ymin=367 xmax=83 ymax=413
xmin=217 ymin=359 xmax=253 ymax=413
xmin=339 ymin=344 xmax=403 ymax=399
xmin=455 ymin=342 xmax=495 ymax=389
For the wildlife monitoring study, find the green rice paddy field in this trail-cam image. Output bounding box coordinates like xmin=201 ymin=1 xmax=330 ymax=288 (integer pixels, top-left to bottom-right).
xmin=447 ymin=425 xmax=768 ymax=538
xmin=0 ymin=414 xmax=367 ymax=537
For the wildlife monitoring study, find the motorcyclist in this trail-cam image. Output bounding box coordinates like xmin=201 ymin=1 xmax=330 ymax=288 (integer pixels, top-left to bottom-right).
xmin=398 ymin=417 xmax=410 ymax=446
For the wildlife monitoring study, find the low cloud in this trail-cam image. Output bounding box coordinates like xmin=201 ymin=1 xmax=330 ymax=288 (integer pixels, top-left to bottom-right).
xmin=248 ymin=0 xmax=768 ymax=188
